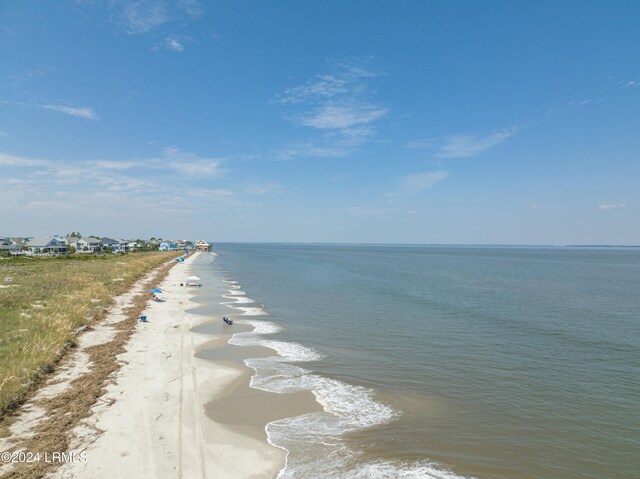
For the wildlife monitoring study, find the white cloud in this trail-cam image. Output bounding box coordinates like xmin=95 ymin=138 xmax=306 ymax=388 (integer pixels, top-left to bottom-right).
xmin=437 ymin=129 xmax=515 ymax=158
xmin=91 ymin=160 xmax=142 ymax=170
xmin=614 ymin=79 xmax=639 ymax=90
xmin=274 ymin=59 xmax=386 ymax=159
xmin=41 ymin=104 xmax=100 ymax=121
xmin=165 ymin=36 xmax=184 ymax=51
xmin=0 ymin=130 xmax=9 ymax=137
xmin=118 ymin=1 xmax=170 ymax=34
xmin=185 ymin=188 xmax=235 ymax=199
xmin=299 ymin=104 xmax=387 ymax=130
xmin=154 ymin=35 xmax=193 ymax=52
xmin=0 ymin=152 xmax=50 ymax=167
xmin=177 ymin=0 xmax=202 ymax=17
xmin=276 ymin=59 xmax=377 ymax=105
xmin=407 ymin=128 xmax=515 ymax=158
xmin=274 ymin=127 xmax=375 ymax=160
xmin=160 ymin=147 xmax=224 ymax=176
xmin=387 ymin=170 xmax=449 ymax=196
xmin=0 ymin=146 xmax=251 ymax=229
xmin=598 ymin=203 xmax=627 ymax=210
xmin=109 ymin=0 xmax=202 ymax=35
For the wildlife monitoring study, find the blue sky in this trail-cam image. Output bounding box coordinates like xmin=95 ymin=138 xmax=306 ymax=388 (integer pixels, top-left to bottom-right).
xmin=1 ymin=1 xmax=639 ymax=244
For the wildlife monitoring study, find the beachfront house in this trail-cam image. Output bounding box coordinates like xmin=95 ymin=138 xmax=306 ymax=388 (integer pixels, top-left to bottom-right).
xmin=99 ymin=237 xmax=122 ymax=252
xmin=124 ymin=240 xmax=137 ymax=252
xmin=26 ymin=236 xmax=69 ymax=256
xmin=175 ymin=239 xmax=190 ymax=250
xmin=71 ymin=236 xmax=102 ymax=253
xmin=159 ymin=241 xmax=178 ymax=251
xmin=1 ymin=238 xmax=29 ymax=256
xmin=0 ymin=238 xmax=20 ymax=253
xmin=195 ymin=240 xmax=210 ymax=252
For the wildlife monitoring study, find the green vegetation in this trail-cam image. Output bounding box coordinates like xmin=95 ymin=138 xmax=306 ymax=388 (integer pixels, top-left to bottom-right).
xmin=0 ymin=251 xmax=179 ymax=414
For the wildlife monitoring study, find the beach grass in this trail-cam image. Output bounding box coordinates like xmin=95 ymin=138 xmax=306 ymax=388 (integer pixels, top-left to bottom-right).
xmin=0 ymin=252 xmax=179 ymax=415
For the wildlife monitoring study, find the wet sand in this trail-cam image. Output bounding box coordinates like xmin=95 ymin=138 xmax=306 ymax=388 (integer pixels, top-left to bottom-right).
xmin=201 ymin=344 xmax=322 ymax=440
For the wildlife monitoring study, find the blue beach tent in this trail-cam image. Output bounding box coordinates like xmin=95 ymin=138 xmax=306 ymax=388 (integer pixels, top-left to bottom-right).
xmin=150 ymin=288 xmax=163 ymax=294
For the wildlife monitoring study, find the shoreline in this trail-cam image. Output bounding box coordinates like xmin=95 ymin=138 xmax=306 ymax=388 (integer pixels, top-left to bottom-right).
xmin=1 ymin=251 xmax=298 ymax=479
xmin=53 ymin=250 xmax=289 ymax=478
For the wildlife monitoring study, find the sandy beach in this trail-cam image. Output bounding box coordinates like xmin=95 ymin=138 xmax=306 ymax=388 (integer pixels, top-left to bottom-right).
xmin=56 ymin=251 xmax=289 ymax=478
xmin=1 ymin=251 xmax=318 ymax=479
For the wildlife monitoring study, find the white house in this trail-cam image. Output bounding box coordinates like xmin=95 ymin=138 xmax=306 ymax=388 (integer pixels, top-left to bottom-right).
xmin=26 ymin=236 xmax=69 ymax=256
xmin=99 ymin=237 xmax=124 ymax=253
xmin=71 ymin=236 xmax=102 ymax=253
xmin=0 ymin=238 xmax=20 ymax=253
xmin=195 ymin=240 xmax=210 ymax=252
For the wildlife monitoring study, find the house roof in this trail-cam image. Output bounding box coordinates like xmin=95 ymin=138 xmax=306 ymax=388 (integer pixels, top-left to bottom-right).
xmin=27 ymin=236 xmax=55 ymax=247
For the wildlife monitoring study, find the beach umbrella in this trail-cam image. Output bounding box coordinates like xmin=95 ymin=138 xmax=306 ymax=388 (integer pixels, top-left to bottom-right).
xmin=150 ymin=288 xmax=163 ymax=294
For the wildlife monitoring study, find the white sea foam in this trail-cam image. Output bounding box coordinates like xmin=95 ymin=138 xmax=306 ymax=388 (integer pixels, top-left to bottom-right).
xmin=225 ymin=281 xmax=472 ymax=479
xmin=347 ymin=461 xmax=475 ymax=479
xmin=227 ymin=289 xmax=245 ymax=295
xmin=232 ymin=319 xmax=283 ymax=337
xmin=221 ymin=294 xmax=254 ymax=304
xmin=235 ymin=306 xmax=267 ymax=316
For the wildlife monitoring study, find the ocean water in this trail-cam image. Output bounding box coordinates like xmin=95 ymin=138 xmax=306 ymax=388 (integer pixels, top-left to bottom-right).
xmin=208 ymin=244 xmax=640 ymax=479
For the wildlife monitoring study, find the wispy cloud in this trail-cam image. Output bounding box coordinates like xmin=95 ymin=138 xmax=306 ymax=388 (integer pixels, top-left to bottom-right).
xmin=109 ymin=0 xmax=202 ymax=35
xmin=275 ymin=59 xmax=377 ymax=105
xmin=298 ymin=104 xmax=387 ymax=130
xmin=274 ymin=140 xmax=349 ymax=161
xmin=387 ymin=170 xmax=449 ymax=196
xmin=0 ymin=147 xmax=245 ymax=222
xmin=614 ymin=79 xmax=640 ymax=90
xmin=165 ymin=36 xmax=185 ymax=51
xmin=40 ymin=104 xmax=100 ymax=121
xmin=244 ymin=182 xmax=282 ymax=195
xmin=274 ymin=59 xmax=386 ymax=159
xmin=598 ymin=203 xmax=627 ymax=210
xmin=6 ymin=67 xmax=55 ymax=89
xmin=407 ymin=128 xmax=516 ymax=159
xmin=154 ymin=35 xmax=193 ymax=52
xmin=274 ymin=127 xmax=376 ymax=160
xmin=0 ymin=130 xmax=9 ymax=137
xmin=0 ymin=152 xmax=50 ymax=167
xmin=1 ymin=100 xmax=100 ymax=121
xmin=159 ymin=147 xmax=224 ymax=176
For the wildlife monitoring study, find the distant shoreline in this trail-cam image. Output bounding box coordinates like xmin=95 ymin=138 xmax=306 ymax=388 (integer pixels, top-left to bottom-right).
xmin=213 ymin=241 xmax=640 ymax=248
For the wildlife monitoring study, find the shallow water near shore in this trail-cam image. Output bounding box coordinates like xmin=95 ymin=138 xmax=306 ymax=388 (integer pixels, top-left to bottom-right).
xmin=191 ymin=245 xmax=640 ymax=478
